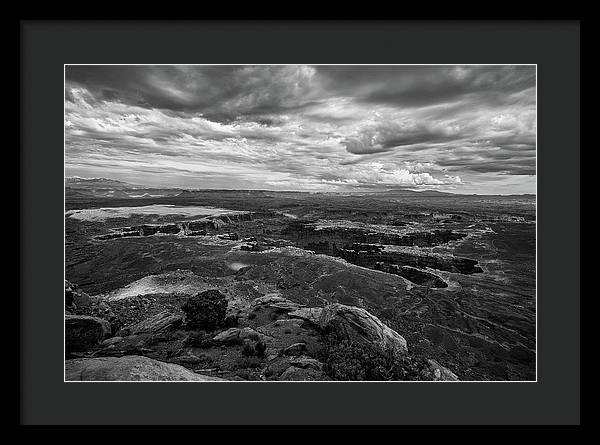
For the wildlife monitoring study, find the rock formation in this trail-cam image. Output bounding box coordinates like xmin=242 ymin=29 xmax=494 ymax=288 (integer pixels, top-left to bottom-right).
xmin=374 ymin=263 xmax=448 ymax=288
xmin=94 ymin=212 xmax=254 ymax=240
xmin=124 ymin=310 xmax=183 ymax=336
xmin=289 ymin=304 xmax=408 ymax=354
xmin=283 ymin=222 xmax=467 ymax=248
xmin=64 ymin=276 xmax=459 ymax=381
xmin=65 ymin=315 xmax=111 ymax=352
xmin=427 ymin=359 xmax=459 ymax=381
xmin=65 ymin=355 xmax=225 ymax=381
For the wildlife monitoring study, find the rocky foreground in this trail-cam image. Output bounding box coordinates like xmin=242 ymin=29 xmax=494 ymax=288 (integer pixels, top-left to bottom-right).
xmin=65 ymin=276 xmax=458 ymax=382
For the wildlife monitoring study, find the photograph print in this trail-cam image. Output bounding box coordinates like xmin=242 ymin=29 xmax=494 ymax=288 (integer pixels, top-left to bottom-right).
xmin=64 ymin=65 xmax=536 ymax=382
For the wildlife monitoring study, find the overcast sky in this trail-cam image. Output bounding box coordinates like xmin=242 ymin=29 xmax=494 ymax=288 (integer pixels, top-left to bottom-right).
xmin=65 ymin=65 xmax=536 ymax=194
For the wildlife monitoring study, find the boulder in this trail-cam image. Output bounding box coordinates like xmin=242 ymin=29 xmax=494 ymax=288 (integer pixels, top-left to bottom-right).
xmin=171 ymin=353 xmax=207 ymax=365
xmin=289 ymin=356 xmax=324 ymax=371
xmin=65 ymin=315 xmax=111 ymax=352
xmin=182 ymin=290 xmax=227 ymax=330
xmin=283 ymin=342 xmax=307 ymax=356
xmin=287 ymin=307 xmax=324 ymax=325
xmin=100 ymin=336 xmax=123 ymax=347
xmin=212 ymin=327 xmax=270 ymax=344
xmin=65 ymin=355 xmax=225 ymax=381
xmin=427 ymin=359 xmax=459 ymax=381
xmin=65 ymin=280 xmax=92 ymax=310
xmin=240 ymin=242 xmax=263 ymax=252
xmin=212 ymin=327 xmax=242 ymax=343
xmin=278 ymin=366 xmax=328 ymax=381
xmin=251 ymin=294 xmax=304 ymax=312
xmin=65 ymin=281 xmax=75 ymax=307
xmin=217 ymin=232 xmax=239 ymax=241
xmin=127 ymin=310 xmax=183 ymax=335
xmin=254 ymin=318 xmax=305 ymax=340
xmin=65 ymin=281 xmax=120 ymax=333
xmin=290 ymin=304 xmax=408 ymax=354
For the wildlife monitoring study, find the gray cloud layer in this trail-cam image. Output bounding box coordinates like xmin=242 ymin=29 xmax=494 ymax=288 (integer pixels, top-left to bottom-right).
xmin=65 ymin=65 xmax=536 ymax=194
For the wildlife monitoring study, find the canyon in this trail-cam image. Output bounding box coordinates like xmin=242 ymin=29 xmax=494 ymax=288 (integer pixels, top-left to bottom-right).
xmin=65 ymin=187 xmax=536 ymax=381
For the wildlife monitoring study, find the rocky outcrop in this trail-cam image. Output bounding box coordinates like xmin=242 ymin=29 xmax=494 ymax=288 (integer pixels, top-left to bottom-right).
xmin=284 ymin=222 xmax=467 ymax=248
xmin=95 ymin=230 xmax=141 ymax=240
xmin=265 ymin=355 xmax=327 ymax=381
xmin=65 ymin=355 xmax=225 ymax=381
xmin=95 ymin=213 xmax=253 ymax=240
xmin=212 ymin=327 xmax=243 ymax=343
xmin=217 ymin=232 xmax=239 ymax=240
xmin=66 ymin=280 xmax=121 ymax=332
xmin=240 ymin=242 xmax=264 ymax=252
xmin=289 ymin=356 xmax=324 ymax=371
xmin=278 ymin=366 xmax=327 ymax=381
xmin=250 ymin=295 xmax=304 ymax=312
xmin=289 ymin=304 xmax=408 ymax=354
xmin=283 ymin=342 xmax=307 ymax=356
xmin=105 ymin=270 xmax=209 ymax=301
xmin=375 ymin=263 xmax=447 ymax=288
xmin=101 ymin=336 xmax=123 ymax=347
xmin=335 ymin=246 xmax=483 ymax=275
xmin=281 ymin=222 xmax=482 ymax=277
xmin=64 ymin=278 xmax=458 ymax=381
xmin=389 ymin=252 xmax=483 ymax=275
xmin=65 ymin=315 xmax=111 ymax=352
xmin=124 ymin=310 xmax=183 ymax=336
xmin=65 ymin=280 xmax=92 ymax=311
xmin=427 ymin=359 xmax=459 ymax=381
xmin=212 ymin=327 xmax=270 ymax=344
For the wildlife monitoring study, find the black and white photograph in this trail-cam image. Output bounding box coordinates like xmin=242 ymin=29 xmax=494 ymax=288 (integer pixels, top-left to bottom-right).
xmin=63 ymin=64 xmax=537 ymax=382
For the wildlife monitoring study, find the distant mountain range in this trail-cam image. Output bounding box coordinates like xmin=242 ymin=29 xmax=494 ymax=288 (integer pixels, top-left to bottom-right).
xmin=65 ymin=177 xmax=144 ymax=189
xmin=378 ymin=188 xmax=535 ymax=198
xmin=65 ymin=177 xmax=182 ymax=199
xmin=64 ymin=177 xmax=535 ymax=199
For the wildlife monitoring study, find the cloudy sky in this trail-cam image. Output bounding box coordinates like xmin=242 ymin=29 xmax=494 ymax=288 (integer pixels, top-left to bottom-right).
xmin=65 ymin=65 xmax=536 ymax=194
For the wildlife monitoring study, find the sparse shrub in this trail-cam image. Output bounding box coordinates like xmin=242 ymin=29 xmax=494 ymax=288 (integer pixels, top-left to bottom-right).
xmin=236 ymin=357 xmax=262 ymax=369
xmin=147 ymin=334 xmax=168 ymax=346
xmin=174 ymin=352 xmax=214 ymax=367
xmin=318 ymin=334 xmax=430 ymax=381
xmin=236 ymin=369 xmax=251 ymax=380
xmin=241 ymin=342 xmax=255 ymax=357
xmin=182 ymin=290 xmax=227 ymax=331
xmin=254 ymin=340 xmax=267 ymax=358
xmin=269 ymin=311 xmax=282 ymax=320
xmin=240 ymin=339 xmax=267 ymax=358
xmin=65 ymin=288 xmax=74 ymax=308
xmin=227 ymin=336 xmax=244 ymax=346
xmin=223 ymin=315 xmax=239 ymax=328
xmin=322 ymin=341 xmax=374 ymax=380
xmin=184 ymin=331 xmax=215 ymax=348
xmin=247 ymin=331 xmax=260 ymax=341
xmin=171 ymin=330 xmax=189 ymax=340
xmin=198 ymin=354 xmax=213 ymax=365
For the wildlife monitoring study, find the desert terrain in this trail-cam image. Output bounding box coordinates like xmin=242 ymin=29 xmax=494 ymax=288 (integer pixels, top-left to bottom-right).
xmin=65 ymin=178 xmax=536 ymax=381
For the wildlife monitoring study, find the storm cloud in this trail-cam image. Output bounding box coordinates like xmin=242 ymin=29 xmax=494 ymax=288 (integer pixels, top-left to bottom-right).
xmin=65 ymin=65 xmax=536 ymax=194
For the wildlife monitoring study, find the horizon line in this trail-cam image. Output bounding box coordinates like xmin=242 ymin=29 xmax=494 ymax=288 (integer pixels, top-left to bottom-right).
xmin=65 ymin=175 xmax=536 ymax=197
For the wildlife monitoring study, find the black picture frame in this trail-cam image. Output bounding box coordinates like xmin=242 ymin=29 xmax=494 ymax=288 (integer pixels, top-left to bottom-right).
xmin=20 ymin=20 xmax=580 ymax=425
